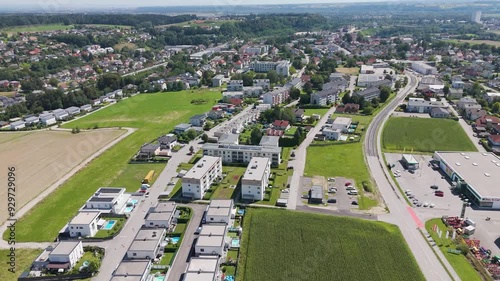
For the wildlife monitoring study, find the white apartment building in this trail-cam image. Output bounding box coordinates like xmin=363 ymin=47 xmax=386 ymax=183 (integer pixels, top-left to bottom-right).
xmin=411 ymin=61 xmax=437 ymax=75
xmin=241 ymin=157 xmax=271 ymax=201
xmin=202 ymin=143 xmax=281 ymax=167
xmin=68 ymin=211 xmax=100 ymax=238
xmin=250 ymin=60 xmax=290 ymax=77
xmin=181 ymin=156 xmax=222 ymax=199
xmin=253 ymin=79 xmax=270 ymax=90
xmin=262 ymin=87 xmax=290 ymax=106
xmin=227 ymin=80 xmax=243 ymax=91
xmin=407 ymin=98 xmax=445 ymax=113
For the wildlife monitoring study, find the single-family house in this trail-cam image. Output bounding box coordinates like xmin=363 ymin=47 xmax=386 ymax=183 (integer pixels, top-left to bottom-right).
xmin=127 ymin=228 xmax=166 ymax=259
xmin=40 ymin=114 xmax=56 ymax=126
xmin=484 ymin=92 xmax=500 ymax=103
xmin=208 ymin=109 xmax=225 ymax=120
xmin=488 ymin=135 xmax=500 ymax=153
xmin=194 ymin=233 xmax=226 ymax=257
xmin=465 ymin=108 xmax=487 ymax=121
xmin=174 ymin=123 xmax=192 ymax=134
xmin=68 ymin=211 xmax=100 ymax=238
xmin=212 ymin=74 xmax=225 ymax=87
xmin=83 ymin=187 xmax=128 ymax=214
xmin=24 ymin=116 xmax=39 ymax=126
xmin=112 ymin=260 xmax=151 ymax=281
xmin=10 ymin=120 xmax=25 ymax=130
xmin=448 ymin=88 xmax=463 ymax=99
xmin=205 ymin=199 xmax=234 ymax=224
xmin=457 ymin=97 xmax=481 ymax=111
xmin=430 ymin=107 xmax=450 ymax=118
xmin=80 ymin=104 xmax=92 ymax=112
xmin=322 ymin=127 xmax=342 ymax=140
xmin=190 ymin=114 xmax=207 ymax=127
xmin=48 ymin=241 xmax=84 ymax=270
xmin=476 ymin=115 xmax=500 ymax=129
xmin=407 ymin=98 xmax=444 ymax=113
xmin=294 ymin=109 xmax=304 ymax=122
xmin=65 ymin=106 xmax=81 ymax=116
xmin=138 ymin=143 xmax=160 ymax=159
xmin=158 ymin=134 xmax=177 ymax=150
xmin=273 ymin=120 xmax=290 ymax=131
xmin=329 ymin=117 xmax=352 ymax=133
xmin=184 ymin=257 xmax=220 ymax=281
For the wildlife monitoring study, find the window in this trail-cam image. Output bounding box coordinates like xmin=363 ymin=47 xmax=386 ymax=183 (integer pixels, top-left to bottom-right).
xmin=210 ymin=218 xmax=214 ymax=221
xmin=133 ymin=253 xmax=137 ymax=256
xmin=200 ymin=248 xmax=205 ymax=252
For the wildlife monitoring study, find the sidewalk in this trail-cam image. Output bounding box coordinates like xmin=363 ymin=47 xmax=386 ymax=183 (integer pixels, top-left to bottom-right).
xmin=421 ymin=229 xmax=462 ymax=281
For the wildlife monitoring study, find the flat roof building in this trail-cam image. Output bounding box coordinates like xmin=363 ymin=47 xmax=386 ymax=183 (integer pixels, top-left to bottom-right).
xmin=68 ymin=211 xmax=100 ymax=238
xmin=182 ymin=156 xmax=222 ymax=200
xmin=113 ymin=260 xmax=151 ymax=281
xmin=199 ymin=225 xmax=227 ymax=237
xmin=202 ymin=143 xmax=281 ymax=167
xmin=184 ymin=256 xmax=220 ymax=281
xmin=195 ymin=235 xmax=226 ymax=256
xmin=82 ymin=187 xmax=128 ymax=214
xmin=126 ymin=228 xmax=166 ymax=260
xmin=241 ymin=157 xmax=271 ymax=201
xmin=433 ymin=152 xmax=500 ymax=209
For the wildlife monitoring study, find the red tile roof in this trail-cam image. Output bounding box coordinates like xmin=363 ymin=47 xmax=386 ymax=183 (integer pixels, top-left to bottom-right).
xmin=273 ymin=120 xmax=290 ymax=128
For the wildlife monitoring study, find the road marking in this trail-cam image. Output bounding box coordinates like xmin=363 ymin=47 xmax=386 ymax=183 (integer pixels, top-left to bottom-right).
xmin=406 ymin=206 xmax=424 ymax=228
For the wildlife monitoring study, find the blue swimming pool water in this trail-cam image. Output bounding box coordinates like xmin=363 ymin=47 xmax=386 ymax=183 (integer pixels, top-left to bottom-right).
xmin=153 ymin=276 xmax=165 ymax=281
xmin=170 ymin=237 xmax=180 ymax=244
xmin=124 ymin=206 xmax=134 ymax=213
xmin=231 ymin=238 xmax=240 ymax=248
xmin=103 ymin=220 xmax=116 ymax=230
xmin=224 ymin=276 xmax=234 ymax=281
xmin=130 ymin=199 xmax=138 ymax=205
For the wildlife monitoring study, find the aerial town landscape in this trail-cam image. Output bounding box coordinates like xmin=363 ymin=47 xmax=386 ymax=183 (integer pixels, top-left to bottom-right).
xmin=1 ymin=1 xmax=500 ymax=281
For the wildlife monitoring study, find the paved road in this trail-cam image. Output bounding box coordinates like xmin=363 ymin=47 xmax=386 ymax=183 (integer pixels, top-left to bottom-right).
xmin=93 ymin=106 xmax=255 ymax=280
xmin=0 ymin=127 xmax=136 ymax=250
xmin=167 ymin=204 xmax=205 ymax=281
xmin=364 ymin=72 xmax=459 ymax=281
xmin=287 ymin=106 xmax=337 ymax=210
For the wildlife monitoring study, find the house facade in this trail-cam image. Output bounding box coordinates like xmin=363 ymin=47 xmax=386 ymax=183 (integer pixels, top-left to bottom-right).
xmin=181 ymin=156 xmax=222 ymax=199
xmin=202 ymin=143 xmax=281 ymax=167
xmin=68 ymin=211 xmax=100 ymax=238
xmin=48 ymin=241 xmax=84 ymax=270
xmin=241 ymin=157 xmax=271 ymax=201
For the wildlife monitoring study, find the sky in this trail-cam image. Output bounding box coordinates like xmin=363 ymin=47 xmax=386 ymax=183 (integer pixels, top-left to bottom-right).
xmin=10 ymin=0 xmax=401 ymax=8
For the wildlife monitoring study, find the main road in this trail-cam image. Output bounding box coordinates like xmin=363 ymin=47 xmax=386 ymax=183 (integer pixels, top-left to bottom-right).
xmin=364 ymin=72 xmax=458 ymax=280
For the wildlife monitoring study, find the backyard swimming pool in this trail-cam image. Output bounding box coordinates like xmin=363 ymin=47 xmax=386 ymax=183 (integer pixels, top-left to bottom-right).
xmin=102 ymin=220 xmax=116 ymax=230
xmin=231 ymin=238 xmax=240 ymax=248
xmin=167 ymin=236 xmax=180 ymax=244
xmin=129 ymin=199 xmax=138 ymax=205
xmin=124 ymin=206 xmax=134 ymax=213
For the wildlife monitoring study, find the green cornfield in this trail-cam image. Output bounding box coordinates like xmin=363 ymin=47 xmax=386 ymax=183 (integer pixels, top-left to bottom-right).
xmin=237 ymin=209 xmax=425 ymax=281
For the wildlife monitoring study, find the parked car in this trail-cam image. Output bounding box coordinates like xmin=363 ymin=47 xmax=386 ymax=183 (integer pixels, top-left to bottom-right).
xmin=351 ymin=200 xmax=358 ymax=205
xmin=430 ymin=185 xmax=439 ymax=190
xmin=435 ymin=191 xmax=444 ymax=197
xmin=328 ymin=188 xmax=337 ymax=193
xmin=194 ymin=227 xmax=202 ymax=234
xmin=145 ymin=192 xmax=150 ymax=197
xmin=348 ymin=190 xmax=358 ymax=195
xmin=429 ymin=203 xmax=435 ymax=208
xmin=423 ymin=202 xmax=429 ymax=207
xmin=345 ymin=182 xmax=352 ymax=186
xmin=327 ymin=199 xmax=337 ymax=203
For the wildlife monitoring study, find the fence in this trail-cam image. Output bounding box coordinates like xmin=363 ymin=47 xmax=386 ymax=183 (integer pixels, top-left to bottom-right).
xmin=18 ymin=273 xmax=92 ymax=281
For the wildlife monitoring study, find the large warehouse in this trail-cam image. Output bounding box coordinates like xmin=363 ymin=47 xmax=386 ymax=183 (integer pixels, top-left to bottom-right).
xmin=433 ymin=152 xmax=500 ymax=209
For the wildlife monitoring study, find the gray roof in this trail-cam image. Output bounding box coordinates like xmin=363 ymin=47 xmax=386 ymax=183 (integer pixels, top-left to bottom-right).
xmin=175 ymin=123 xmax=192 ymax=129
xmin=218 ymin=133 xmax=239 ymax=144
xmin=24 ymin=116 xmax=39 ymax=122
xmin=145 ymin=212 xmax=173 ymax=222
xmin=134 ymin=228 xmax=166 ymax=241
xmin=69 ymin=211 xmax=100 ymax=225
xmin=50 ymin=241 xmax=81 ymax=256
xmin=183 ymin=156 xmax=221 ymax=180
xmin=10 ymin=120 xmax=25 ymax=126
xmin=203 ymin=143 xmax=281 ymax=154
xmin=435 ymin=152 xmax=500 ymax=199
xmin=196 ymin=235 xmax=225 ymax=247
xmin=154 ymin=202 xmax=176 ymax=213
xmin=206 ymin=206 xmax=231 ymax=217
xmin=209 ymin=199 xmax=233 ymax=208
xmin=199 ymin=225 xmax=227 ymax=236
xmin=190 ymin=113 xmax=207 ymax=120
xmin=310 ymin=186 xmax=323 ymax=199
xmin=183 ymin=272 xmax=216 ymax=281
xmin=367 ymin=79 xmax=392 ymax=88
xmin=354 ymin=87 xmax=380 ymax=98
xmin=187 ymin=257 xmax=219 ymax=273
xmin=140 ymin=143 xmax=160 ymax=152
xmin=259 ymin=136 xmax=280 ymax=147
xmin=243 ymin=157 xmax=270 ymax=181
xmin=113 ymin=260 xmax=150 ymax=277
xmin=128 ymin=240 xmax=159 ymax=252
xmin=158 ymin=134 xmax=177 ymax=144
xmin=430 ymin=107 xmax=449 ymax=115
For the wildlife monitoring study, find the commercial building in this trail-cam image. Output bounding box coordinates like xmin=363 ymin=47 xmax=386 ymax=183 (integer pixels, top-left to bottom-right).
xmin=250 ymin=60 xmax=290 ymax=77
xmin=68 ymin=211 xmax=100 ymax=238
xmin=182 ymin=156 xmax=223 ymax=200
xmin=407 ymin=98 xmax=446 ymax=114
xmin=127 ymin=228 xmax=166 ymax=259
xmin=433 ymin=152 xmax=500 ymax=209
xmin=82 ymin=187 xmax=128 ymax=214
xmin=401 ymin=154 xmax=419 ymax=170
xmin=112 ymin=260 xmax=151 ymax=281
xmin=48 ymin=241 xmax=84 ymax=270
xmin=411 ymin=62 xmax=437 ymax=75
xmin=202 ymin=143 xmax=281 ymax=167
xmin=241 ymin=157 xmax=271 ymax=201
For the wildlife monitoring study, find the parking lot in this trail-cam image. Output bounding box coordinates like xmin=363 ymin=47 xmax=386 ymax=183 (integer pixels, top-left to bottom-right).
xmin=385 ymin=153 xmax=463 ymax=211
xmin=385 ymin=152 xmax=500 ymax=256
xmin=299 ymin=176 xmax=359 ymax=211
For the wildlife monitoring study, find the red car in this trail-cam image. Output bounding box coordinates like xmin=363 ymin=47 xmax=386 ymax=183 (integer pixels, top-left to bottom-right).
xmin=345 ymin=182 xmax=352 ymax=186
xmin=435 ymin=191 xmax=444 ymax=197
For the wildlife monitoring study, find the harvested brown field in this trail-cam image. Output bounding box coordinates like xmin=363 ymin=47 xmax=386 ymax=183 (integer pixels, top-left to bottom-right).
xmin=0 ymin=129 xmax=124 ymax=223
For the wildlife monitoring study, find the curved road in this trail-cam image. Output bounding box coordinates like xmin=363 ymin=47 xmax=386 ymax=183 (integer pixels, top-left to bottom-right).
xmin=364 ymin=72 xmax=458 ymax=281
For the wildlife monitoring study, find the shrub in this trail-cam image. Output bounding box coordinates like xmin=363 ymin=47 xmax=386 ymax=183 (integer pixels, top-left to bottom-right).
xmin=362 ymin=181 xmax=373 ymax=192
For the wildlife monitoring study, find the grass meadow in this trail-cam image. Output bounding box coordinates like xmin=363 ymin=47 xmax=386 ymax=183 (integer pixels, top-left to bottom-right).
xmin=1 ymin=24 xmax=74 ymax=34
xmin=4 ymin=90 xmax=220 ymax=242
xmin=0 ymin=249 xmax=42 ymax=281
xmin=382 ymin=117 xmax=477 ymax=153
xmin=237 ymin=209 xmax=425 ymax=281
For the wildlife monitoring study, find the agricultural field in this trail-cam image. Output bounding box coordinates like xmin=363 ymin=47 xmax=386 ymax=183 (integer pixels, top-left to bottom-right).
xmin=448 ymin=39 xmax=500 ymax=48
xmin=1 ymin=24 xmax=74 ymax=35
xmin=336 ymin=67 xmax=360 ymax=75
xmin=382 ymin=117 xmax=477 ymax=153
xmin=0 ymin=91 xmax=16 ymax=97
xmin=114 ymin=42 xmax=138 ymax=52
xmin=425 ymin=218 xmax=482 ymax=281
xmin=0 ymin=249 xmax=42 ymax=281
xmin=237 ymin=209 xmax=425 ymax=281
xmin=0 ymin=129 xmax=124 ymax=223
xmin=5 ymin=89 xmax=220 ymax=242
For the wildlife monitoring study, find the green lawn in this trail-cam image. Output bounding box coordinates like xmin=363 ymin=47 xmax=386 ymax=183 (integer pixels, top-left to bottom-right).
xmin=237 ymin=209 xmax=424 ymax=281
xmin=109 ymin=163 xmax=166 ymax=192
xmin=302 ymin=108 xmax=330 ymax=118
xmin=284 ymin=126 xmax=297 ymax=137
xmin=425 ymin=218 xmax=482 ymax=281
xmin=93 ymin=217 xmax=126 ymax=238
xmin=382 ymin=117 xmax=477 ymax=153
xmin=1 ymin=24 xmax=74 ymax=34
xmin=5 ymin=90 xmax=220 ymax=242
xmin=0 ymin=249 xmax=42 ymax=281
xmin=211 ymin=166 xmax=246 ymax=199
xmin=306 ymin=142 xmax=376 ymax=209
xmin=70 ymin=250 xmax=103 ymax=274
xmin=159 ymin=252 xmax=175 ymax=265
